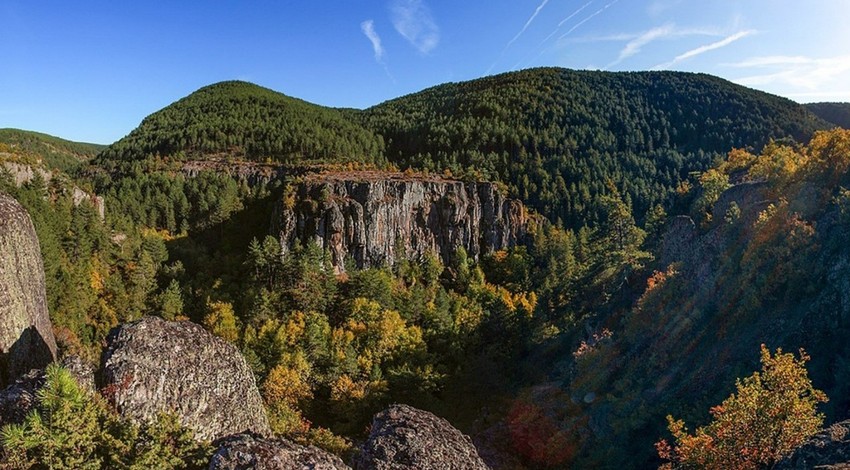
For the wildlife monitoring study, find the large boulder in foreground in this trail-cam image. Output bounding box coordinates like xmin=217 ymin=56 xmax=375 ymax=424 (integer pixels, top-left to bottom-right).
xmin=775 ymin=420 xmax=850 ymax=469
xmin=356 ymin=404 xmax=489 ymax=470
xmin=100 ymin=316 xmax=270 ymax=441
xmin=209 ymin=433 xmax=350 ymax=470
xmin=0 ymin=193 xmax=57 ymax=384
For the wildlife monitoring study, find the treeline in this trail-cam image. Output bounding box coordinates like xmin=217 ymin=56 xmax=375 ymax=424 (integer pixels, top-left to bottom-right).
xmin=361 ymin=68 xmax=827 ymax=227
xmin=97 ymin=81 xmax=386 ymax=168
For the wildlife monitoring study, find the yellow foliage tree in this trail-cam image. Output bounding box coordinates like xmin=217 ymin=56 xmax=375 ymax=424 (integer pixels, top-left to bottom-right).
xmin=657 ymin=345 xmax=827 ymax=470
xmin=203 ymin=300 xmax=239 ymax=343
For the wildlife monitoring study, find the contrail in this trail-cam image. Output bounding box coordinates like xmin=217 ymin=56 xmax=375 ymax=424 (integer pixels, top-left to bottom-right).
xmin=559 ymin=0 xmax=620 ymax=40
xmin=539 ymin=0 xmax=595 ymax=46
xmin=507 ymin=0 xmax=551 ymax=48
xmin=487 ymin=0 xmax=552 ymax=75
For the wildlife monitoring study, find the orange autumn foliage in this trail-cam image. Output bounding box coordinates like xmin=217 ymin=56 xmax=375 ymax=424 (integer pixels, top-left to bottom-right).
xmin=657 ymin=345 xmax=826 ymax=470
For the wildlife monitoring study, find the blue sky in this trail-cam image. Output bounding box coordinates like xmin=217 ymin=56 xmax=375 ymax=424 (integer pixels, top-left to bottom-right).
xmin=1 ymin=0 xmax=848 ymax=144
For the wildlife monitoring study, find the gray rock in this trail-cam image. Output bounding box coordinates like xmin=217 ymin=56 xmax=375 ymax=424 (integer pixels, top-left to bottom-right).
xmin=100 ymin=316 xmax=271 ymax=441
xmin=0 ymin=368 xmax=45 ymax=427
xmin=775 ymin=420 xmax=850 ymax=469
xmin=0 ymin=192 xmax=57 ymax=385
xmin=277 ymin=173 xmax=532 ymax=273
xmin=356 ymin=404 xmax=490 ymax=470
xmin=60 ymin=354 xmax=96 ymax=392
xmin=209 ymin=433 xmax=350 ymax=470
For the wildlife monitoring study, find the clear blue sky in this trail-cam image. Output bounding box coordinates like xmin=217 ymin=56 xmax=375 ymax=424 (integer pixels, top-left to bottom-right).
xmin=2 ymin=0 xmax=848 ymax=144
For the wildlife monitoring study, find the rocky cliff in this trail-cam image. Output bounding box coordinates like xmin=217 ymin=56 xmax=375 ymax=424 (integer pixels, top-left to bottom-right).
xmin=100 ymin=316 xmax=271 ymax=441
xmin=276 ymin=172 xmax=531 ymax=273
xmin=1 ymin=161 xmax=105 ymax=219
xmin=0 ymin=192 xmax=58 ymax=385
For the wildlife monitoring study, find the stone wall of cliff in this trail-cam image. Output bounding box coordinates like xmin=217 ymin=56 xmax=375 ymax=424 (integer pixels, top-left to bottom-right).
xmin=275 ymin=172 xmax=532 ymax=273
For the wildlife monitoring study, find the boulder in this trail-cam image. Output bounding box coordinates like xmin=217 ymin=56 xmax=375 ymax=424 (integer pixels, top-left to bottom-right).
xmin=0 ymin=192 xmax=57 ymax=385
xmin=100 ymin=316 xmax=270 ymax=441
xmin=356 ymin=404 xmax=489 ymax=470
xmin=209 ymin=433 xmax=350 ymax=470
xmin=775 ymin=420 xmax=850 ymax=469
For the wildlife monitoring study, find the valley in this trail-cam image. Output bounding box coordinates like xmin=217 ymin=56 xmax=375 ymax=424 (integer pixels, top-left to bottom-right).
xmin=2 ymin=67 xmax=850 ymax=469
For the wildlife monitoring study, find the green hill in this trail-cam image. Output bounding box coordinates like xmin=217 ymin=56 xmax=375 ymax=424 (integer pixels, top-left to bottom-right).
xmin=0 ymin=128 xmax=105 ymax=172
xmin=96 ymin=81 xmax=386 ymax=169
xmin=806 ymin=102 xmax=850 ymax=128
xmin=362 ymin=67 xmax=829 ymax=226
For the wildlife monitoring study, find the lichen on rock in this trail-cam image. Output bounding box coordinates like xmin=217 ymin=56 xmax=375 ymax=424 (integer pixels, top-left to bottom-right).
xmin=209 ymin=433 xmax=351 ymax=470
xmin=356 ymin=404 xmax=490 ymax=470
xmin=100 ymin=316 xmax=270 ymax=441
xmin=0 ymin=192 xmax=58 ymax=385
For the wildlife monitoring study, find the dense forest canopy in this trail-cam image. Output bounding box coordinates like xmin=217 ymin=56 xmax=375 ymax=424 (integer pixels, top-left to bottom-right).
xmin=806 ymin=102 xmax=850 ymax=129
xmin=96 ymin=81 xmax=386 ymax=169
xmin=0 ymin=128 xmax=104 ymax=173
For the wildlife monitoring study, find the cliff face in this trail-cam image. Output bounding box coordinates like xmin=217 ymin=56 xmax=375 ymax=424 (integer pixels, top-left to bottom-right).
xmin=276 ymin=173 xmax=531 ymax=273
xmin=0 ymin=193 xmax=58 ymax=385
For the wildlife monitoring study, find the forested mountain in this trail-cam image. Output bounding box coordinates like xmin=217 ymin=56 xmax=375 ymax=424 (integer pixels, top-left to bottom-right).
xmin=361 ymin=68 xmax=828 ymax=226
xmin=94 ymin=68 xmax=828 ymax=228
xmin=806 ymin=102 xmax=850 ymax=128
xmin=0 ymin=128 xmax=104 ymax=172
xmin=96 ymin=81 xmax=386 ymax=169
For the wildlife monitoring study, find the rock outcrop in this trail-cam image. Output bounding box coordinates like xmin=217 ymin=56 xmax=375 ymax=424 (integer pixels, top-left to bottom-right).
xmin=100 ymin=316 xmax=270 ymax=441
xmin=1 ymin=162 xmax=105 ymax=219
xmin=277 ymin=172 xmax=531 ymax=273
xmin=209 ymin=433 xmax=350 ymax=470
xmin=356 ymin=404 xmax=490 ymax=470
xmin=0 ymin=192 xmax=57 ymax=385
xmin=775 ymin=420 xmax=850 ymax=469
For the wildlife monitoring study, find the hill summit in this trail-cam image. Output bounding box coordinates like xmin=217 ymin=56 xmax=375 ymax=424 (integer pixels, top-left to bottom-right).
xmin=97 ymin=81 xmax=385 ymax=167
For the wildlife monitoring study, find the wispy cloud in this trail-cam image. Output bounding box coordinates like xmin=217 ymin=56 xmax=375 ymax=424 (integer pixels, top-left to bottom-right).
xmin=360 ymin=20 xmax=385 ymax=62
xmin=606 ymin=24 xmax=675 ymax=68
xmin=727 ymin=55 xmax=850 ymax=92
xmin=653 ymin=29 xmax=755 ymax=69
xmin=391 ymin=0 xmax=440 ymax=54
xmin=558 ymin=0 xmax=620 ymax=40
xmin=603 ymin=24 xmax=721 ymax=69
